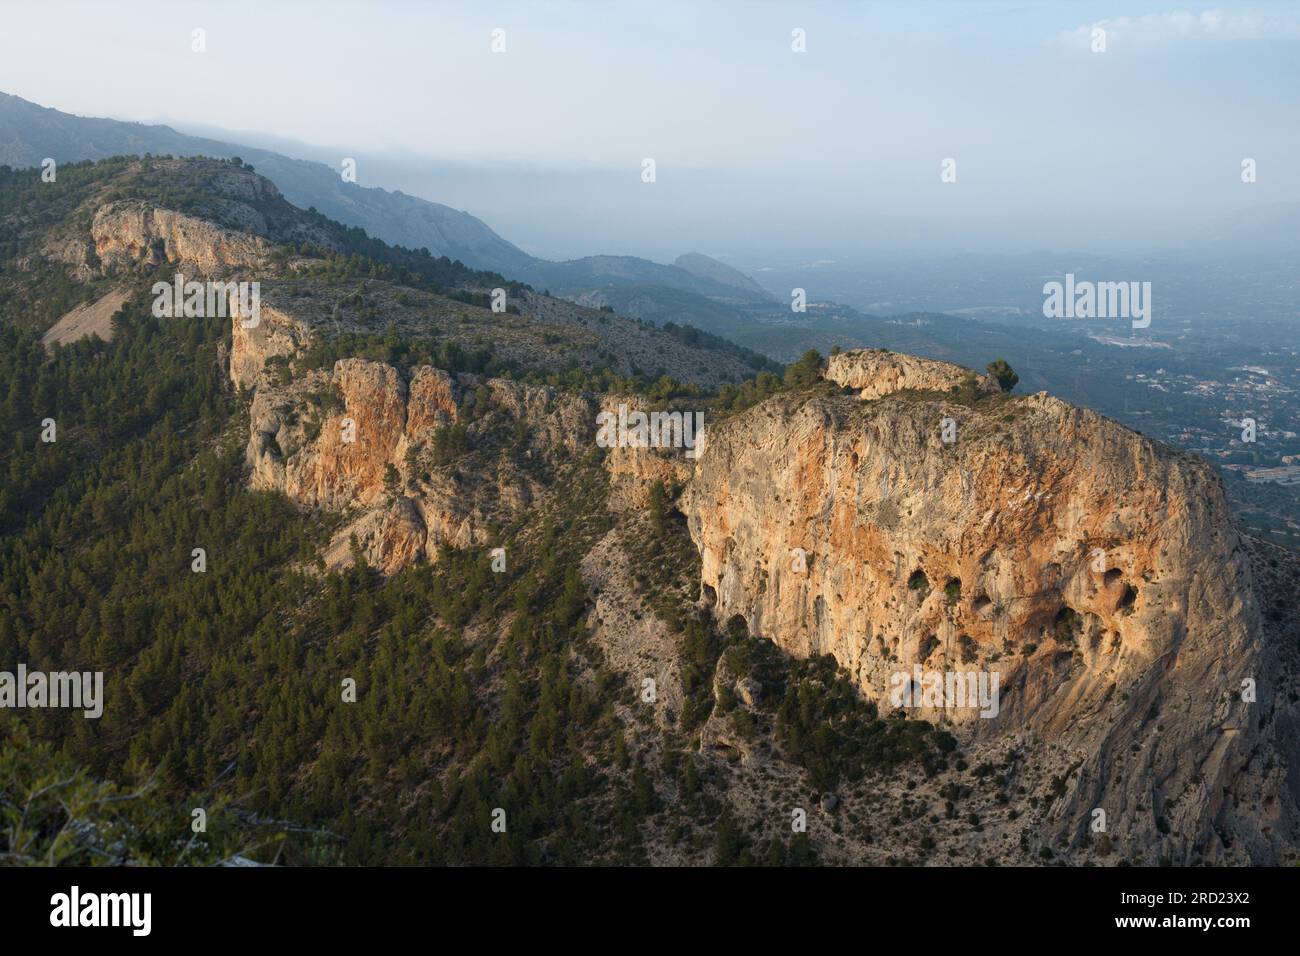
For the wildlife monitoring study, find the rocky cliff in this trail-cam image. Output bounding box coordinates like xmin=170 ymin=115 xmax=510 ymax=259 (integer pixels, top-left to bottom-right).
xmin=44 ymin=200 xmax=271 ymax=281
xmin=37 ymin=159 xmax=331 ymax=282
xmin=91 ymin=201 xmax=271 ymax=276
xmin=85 ymin=161 xmax=1286 ymax=864
xmin=826 ymin=347 xmax=1000 ymax=400
xmin=233 ymin=305 xmax=598 ymax=573
xmin=680 ymin=351 xmax=1296 ymax=863
xmin=229 ymin=264 xmax=1297 ymax=862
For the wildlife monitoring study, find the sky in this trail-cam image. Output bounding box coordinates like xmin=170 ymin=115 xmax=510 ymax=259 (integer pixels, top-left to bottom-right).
xmin=3 ymin=0 xmax=1299 ymax=262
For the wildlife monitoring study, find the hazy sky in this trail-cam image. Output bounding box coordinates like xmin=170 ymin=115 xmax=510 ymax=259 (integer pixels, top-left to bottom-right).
xmin=3 ymin=1 xmax=1299 ymax=261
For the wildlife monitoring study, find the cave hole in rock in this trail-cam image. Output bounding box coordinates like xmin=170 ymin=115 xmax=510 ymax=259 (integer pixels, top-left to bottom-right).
xmin=725 ymin=615 xmax=751 ymax=641
xmin=957 ymin=633 xmax=977 ymax=664
xmin=1117 ymin=584 xmax=1138 ymax=611
xmin=1052 ymin=606 xmax=1082 ymax=643
xmin=944 ymin=577 xmax=962 ymax=604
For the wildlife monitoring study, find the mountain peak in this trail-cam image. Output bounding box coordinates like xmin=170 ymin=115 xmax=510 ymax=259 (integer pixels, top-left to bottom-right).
xmin=673 ymin=251 xmax=773 ymax=300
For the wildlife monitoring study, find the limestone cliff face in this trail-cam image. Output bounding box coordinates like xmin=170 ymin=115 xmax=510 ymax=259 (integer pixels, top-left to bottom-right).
xmin=268 ymin=359 xmax=411 ymax=509
xmin=681 ymin=350 xmax=1288 ymax=863
xmin=826 ymin=348 xmax=999 ymax=399
xmin=600 ymin=394 xmax=698 ymax=510
xmin=230 ymin=303 xmax=311 ymax=392
xmin=38 ymin=160 xmax=337 ymax=282
xmin=90 ymin=201 xmax=271 ymax=276
xmin=235 ymin=313 xmax=596 ymax=573
xmin=606 ymin=442 xmax=693 ymax=510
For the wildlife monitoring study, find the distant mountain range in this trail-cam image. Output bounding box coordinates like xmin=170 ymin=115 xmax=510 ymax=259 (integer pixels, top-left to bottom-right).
xmin=674 ymin=252 xmax=773 ymax=299
xmin=0 ymin=92 xmax=534 ymax=275
xmin=0 ymin=91 xmax=773 ymax=327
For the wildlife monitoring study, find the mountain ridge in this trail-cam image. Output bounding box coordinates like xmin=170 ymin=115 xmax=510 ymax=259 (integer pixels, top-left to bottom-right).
xmin=0 ymin=91 xmax=769 ymax=325
xmin=2 ymin=153 xmax=1297 ymax=867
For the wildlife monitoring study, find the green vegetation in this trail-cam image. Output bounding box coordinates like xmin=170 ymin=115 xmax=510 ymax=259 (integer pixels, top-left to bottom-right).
xmin=784 ymin=348 xmax=824 ymax=387
xmin=716 ymin=370 xmax=784 ymax=412
xmin=0 ymin=725 xmax=266 ymax=866
xmin=0 ymin=285 xmax=636 ymax=864
xmin=986 ymin=359 xmax=1018 ymax=392
xmin=299 ymin=330 xmax=497 ymax=379
xmin=657 ymin=320 xmax=780 ymax=373
xmin=430 ymin=423 xmax=471 ymax=465
xmin=944 ymin=578 xmax=962 ymax=605
xmin=1052 ymin=606 xmax=1081 ymax=644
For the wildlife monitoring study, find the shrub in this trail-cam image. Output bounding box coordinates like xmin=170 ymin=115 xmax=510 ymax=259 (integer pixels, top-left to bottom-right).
xmin=986 ymin=359 xmax=1018 ymax=392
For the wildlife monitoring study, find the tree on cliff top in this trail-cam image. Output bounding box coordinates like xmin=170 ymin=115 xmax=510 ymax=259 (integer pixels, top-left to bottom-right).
xmin=784 ymin=349 xmax=824 ymax=387
xmin=987 ymin=359 xmax=1018 ymax=392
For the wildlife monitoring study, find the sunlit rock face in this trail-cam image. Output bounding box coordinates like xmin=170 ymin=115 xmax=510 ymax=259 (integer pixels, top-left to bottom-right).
xmin=233 ymin=310 xmax=596 ymax=574
xmin=682 ymin=349 xmax=1284 ymax=863
xmin=826 ymin=348 xmax=1000 ymax=400
xmin=92 ymin=202 xmax=272 ymax=276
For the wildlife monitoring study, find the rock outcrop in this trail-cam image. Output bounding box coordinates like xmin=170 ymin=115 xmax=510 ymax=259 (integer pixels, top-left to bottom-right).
xmin=234 ymin=311 xmax=597 ymax=573
xmin=90 ymin=201 xmax=272 ymax=275
xmin=680 ymin=349 xmax=1295 ymax=863
xmin=601 ymin=393 xmax=698 ymax=510
xmin=826 ymin=348 xmax=999 ymax=400
xmin=230 ymin=302 xmax=312 ymax=391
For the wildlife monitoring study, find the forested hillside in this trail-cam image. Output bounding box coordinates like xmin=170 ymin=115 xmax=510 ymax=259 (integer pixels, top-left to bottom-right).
xmin=0 ymin=159 xmax=961 ymax=866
